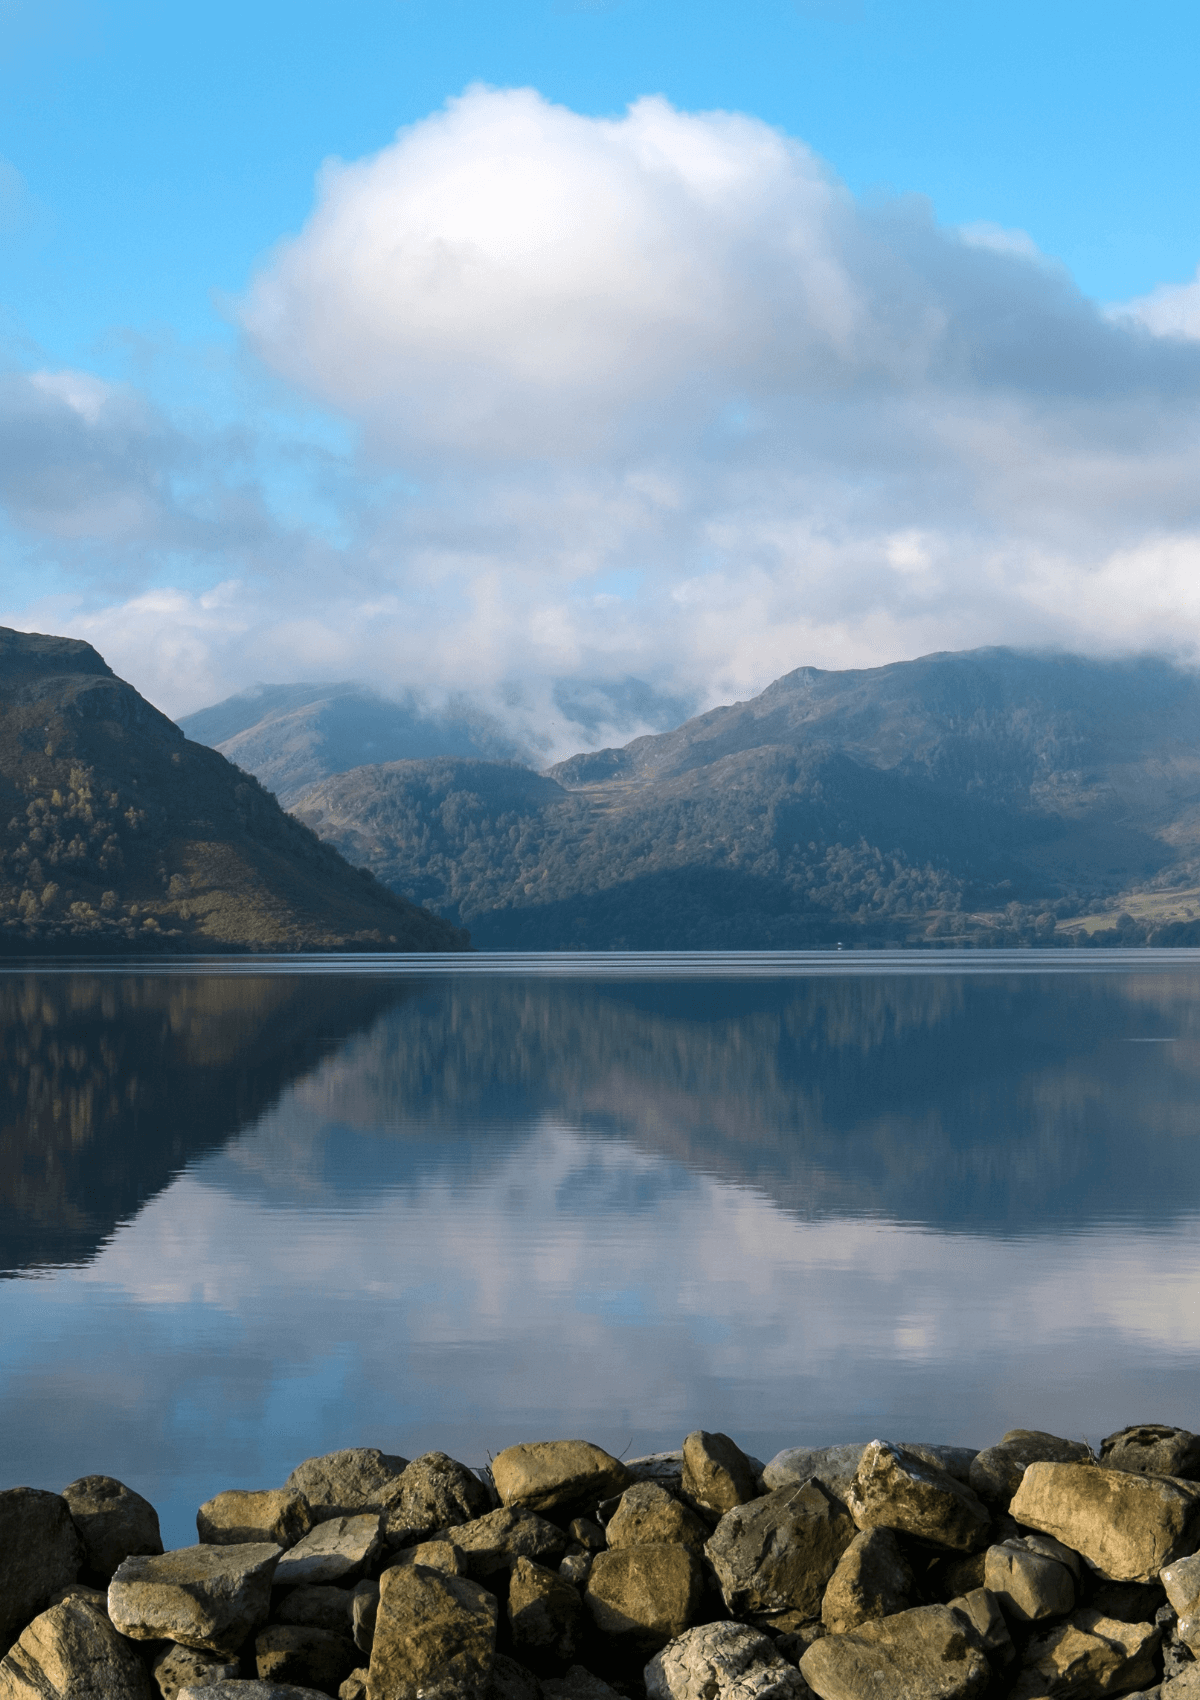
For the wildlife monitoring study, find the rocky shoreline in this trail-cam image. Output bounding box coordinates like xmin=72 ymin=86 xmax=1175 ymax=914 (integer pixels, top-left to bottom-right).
xmin=4 ymin=1425 xmax=1200 ymax=1700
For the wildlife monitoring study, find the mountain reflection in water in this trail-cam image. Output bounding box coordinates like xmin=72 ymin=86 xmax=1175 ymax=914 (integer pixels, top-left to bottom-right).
xmin=2 ymin=960 xmax=1200 ymax=1551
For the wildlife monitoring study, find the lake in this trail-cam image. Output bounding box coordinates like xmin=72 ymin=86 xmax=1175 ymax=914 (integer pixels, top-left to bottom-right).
xmin=3 ymin=949 xmax=1200 ymax=1551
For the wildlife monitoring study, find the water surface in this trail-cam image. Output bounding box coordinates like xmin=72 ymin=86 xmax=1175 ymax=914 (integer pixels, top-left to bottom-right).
xmin=3 ymin=951 xmax=1200 ymax=1549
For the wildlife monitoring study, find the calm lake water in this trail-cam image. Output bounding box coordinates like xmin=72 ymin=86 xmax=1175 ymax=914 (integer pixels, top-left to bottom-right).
xmin=3 ymin=950 xmax=1200 ymax=1550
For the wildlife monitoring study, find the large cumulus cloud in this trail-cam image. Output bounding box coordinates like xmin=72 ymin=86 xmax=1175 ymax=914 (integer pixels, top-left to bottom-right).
xmin=7 ymin=87 xmax=1200 ymax=751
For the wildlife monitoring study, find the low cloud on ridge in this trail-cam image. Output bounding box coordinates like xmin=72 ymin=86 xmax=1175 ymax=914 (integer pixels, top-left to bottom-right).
xmin=6 ymin=85 xmax=1200 ymax=758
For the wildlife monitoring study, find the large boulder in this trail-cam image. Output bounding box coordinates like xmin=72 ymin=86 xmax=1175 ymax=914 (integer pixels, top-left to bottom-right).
xmin=284 ymin=1451 xmax=409 ymax=1523
xmin=624 ymin=1455 xmax=685 ymax=1491
xmin=0 ymin=1487 xmax=84 ymax=1650
xmin=969 ymin=1432 xmax=1094 ymax=1508
xmin=604 ymin=1484 xmax=709 ymax=1554
xmin=108 ymin=1542 xmax=283 ymax=1655
xmin=197 ymin=1491 xmax=312 ymax=1550
xmin=274 ymin=1586 xmax=358 ymax=1635
xmin=948 ymin=1588 xmax=1015 ymax=1669
xmin=820 ymin=1526 xmax=913 ymax=1633
xmin=644 ymin=1621 xmax=809 ymax=1700
xmin=1101 ymin=1426 xmax=1200 ymax=1480
xmin=1008 ymin=1607 xmax=1160 ymax=1699
xmin=61 ymin=1478 xmax=163 ymax=1583
xmin=984 ymin=1535 xmax=1077 ymax=1624
xmin=799 ymin=1602 xmax=990 ymax=1700
xmin=366 ymin=1562 xmax=498 ymax=1700
xmin=492 ymin=1443 xmax=631 ymax=1520
xmin=150 ymin=1643 xmax=241 ymax=1700
xmin=444 ymin=1508 xmax=567 ymax=1582
xmin=706 ymin=1482 xmax=855 ymax=1623
xmin=1010 ymin=1461 xmax=1200 ymax=1583
xmin=0 ymin=1596 xmax=152 ymax=1700
xmin=256 ymin=1624 xmax=359 ymax=1692
xmin=846 ymin=1442 xmax=990 ymax=1551
xmin=274 ymin=1516 xmax=383 ymax=1587
xmin=761 ymin=1447 xmax=865 ymax=1502
xmin=681 ymin=1433 xmax=758 ymax=1518
xmin=508 ymin=1557 xmax=584 ymax=1666
xmin=584 ymin=1545 xmax=705 ymax=1655
xmin=382 ymin=1454 xmax=493 ymax=1547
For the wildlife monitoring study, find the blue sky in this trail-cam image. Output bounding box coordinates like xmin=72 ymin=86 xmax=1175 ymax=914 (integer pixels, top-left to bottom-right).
xmin=3 ymin=0 xmax=1200 ymax=753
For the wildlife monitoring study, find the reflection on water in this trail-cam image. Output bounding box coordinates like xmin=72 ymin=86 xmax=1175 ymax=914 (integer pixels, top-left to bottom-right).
xmin=2 ymin=959 xmax=1200 ymax=1550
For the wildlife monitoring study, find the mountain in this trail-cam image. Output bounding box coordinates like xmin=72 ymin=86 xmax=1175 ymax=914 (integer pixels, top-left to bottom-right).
xmin=177 ymin=682 xmax=530 ymax=807
xmin=286 ymin=648 xmax=1200 ymax=949
xmin=0 ymin=629 xmax=469 ymax=952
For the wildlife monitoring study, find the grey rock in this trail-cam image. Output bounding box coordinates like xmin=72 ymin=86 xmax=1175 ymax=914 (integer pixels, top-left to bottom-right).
xmin=707 ymin=1482 xmax=855 ymax=1622
xmin=255 ymin=1625 xmax=358 ymax=1692
xmin=151 ymin=1644 xmax=241 ymax=1700
xmin=366 ymin=1562 xmax=498 ymax=1700
xmin=0 ymin=1487 xmax=84 ymax=1649
xmin=108 ymin=1542 xmax=283 ymax=1656
xmin=1103 ymin=1426 xmax=1200 ymax=1481
xmin=197 ymin=1492 xmax=312 ymax=1551
xmin=645 ymin=1621 xmax=810 ymax=1700
xmin=605 ymin=1483 xmax=708 ymax=1554
xmin=624 ymin=1455 xmax=685 ymax=1492
xmin=760 ymin=1447 xmax=865 ymax=1503
xmin=508 ymin=1557 xmax=584 ymax=1665
xmin=352 ymin=1580 xmax=378 ymax=1656
xmin=558 ymin=1553 xmax=592 ymax=1587
xmin=1008 ymin=1607 xmax=1161 ymax=1700
xmin=901 ymin=1445 xmax=979 ymax=1486
xmin=177 ymin=1687 xmax=332 ymax=1700
xmin=491 ymin=1443 xmax=631 ymax=1520
xmin=273 ymin=1517 xmax=383 ymax=1587
xmin=969 ymin=1430 xmax=1093 ymax=1507
xmin=820 ymin=1526 xmax=913 ymax=1633
xmin=948 ymin=1587 xmax=1015 ymax=1667
xmin=984 ymin=1537 xmax=1076 ymax=1623
xmin=284 ymin=1451 xmax=409 ymax=1524
xmin=62 ymin=1478 xmax=163 ymax=1583
xmin=846 ymin=1441 xmax=991 ymax=1551
xmin=1162 ymin=1552 xmax=1200 ymax=1651
xmin=444 ymin=1507 xmax=567 ymax=1582
xmin=381 ymin=1454 xmax=493 ymax=1548
xmin=1011 ymin=1460 xmax=1200 ymax=1583
xmin=540 ymin=1668 xmax=622 ymax=1700
xmin=799 ymin=1602 xmax=990 ymax=1700
xmin=584 ymin=1545 xmax=705 ymax=1654
xmin=0 ymin=1596 xmax=152 ymax=1700
xmin=681 ymin=1433 xmax=758 ymax=1517
xmin=275 ymin=1587 xmax=357 ymax=1636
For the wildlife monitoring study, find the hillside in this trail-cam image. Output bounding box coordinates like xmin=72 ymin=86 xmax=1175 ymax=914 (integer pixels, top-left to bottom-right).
xmin=0 ymin=628 xmax=469 ymax=952
xmin=177 ymin=681 xmax=529 ymax=807
xmin=285 ymin=648 xmax=1200 ymax=949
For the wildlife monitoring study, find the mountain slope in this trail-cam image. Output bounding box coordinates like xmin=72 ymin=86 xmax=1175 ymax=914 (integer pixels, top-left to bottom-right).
xmin=0 ymin=628 xmax=469 ymax=952
xmin=288 ymin=648 xmax=1200 ymax=948
xmin=178 ymin=682 xmax=529 ymax=807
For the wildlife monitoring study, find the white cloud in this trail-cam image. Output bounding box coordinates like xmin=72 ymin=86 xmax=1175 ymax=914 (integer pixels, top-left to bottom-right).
xmin=6 ymin=87 xmax=1200 ymax=750
xmin=1119 ymin=265 xmax=1200 ymax=341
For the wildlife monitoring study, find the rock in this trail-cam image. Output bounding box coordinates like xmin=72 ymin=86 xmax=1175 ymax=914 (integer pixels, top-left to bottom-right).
xmin=799 ymin=1602 xmax=990 ymax=1700
xmin=276 ymin=1586 xmax=357 ymax=1635
xmin=198 ymin=1492 xmax=313 ymax=1550
xmin=151 ymin=1643 xmax=242 ymax=1700
xmin=108 ymin=1542 xmax=283 ymax=1655
xmin=605 ymin=1484 xmax=708 ymax=1554
xmin=1166 ymin=1674 xmax=1200 ymax=1699
xmin=445 ymin=1508 xmax=567 ymax=1582
xmin=0 ymin=1596 xmax=152 ymax=1700
xmin=1009 ymin=1607 xmax=1161 ymax=1699
xmin=540 ymin=1668 xmax=622 ymax=1700
xmin=820 ymin=1526 xmax=913 ymax=1633
xmin=389 ymin=1540 xmax=468 ymax=1577
xmin=366 ymin=1562 xmax=498 ymax=1700
xmin=508 ymin=1558 xmax=584 ymax=1665
xmin=1090 ymin=1581 xmax=1164 ymax=1624
xmin=352 ymin=1580 xmax=378 ymax=1656
xmin=177 ymin=1687 xmax=332 ymax=1700
xmin=1162 ymin=1552 xmax=1200 ymax=1651
xmin=948 ymin=1587 xmax=1015 ymax=1667
xmin=256 ymin=1625 xmax=359 ymax=1692
xmin=846 ymin=1441 xmax=990 ymax=1552
xmin=381 ymin=1453 xmax=493 ymax=1547
xmin=1011 ymin=1460 xmax=1200 ymax=1583
xmin=284 ymin=1451 xmax=409 ymax=1524
xmin=558 ymin=1554 xmax=592 ymax=1587
xmin=489 ymin=1654 xmax=544 ymax=1700
xmin=340 ymin=1677 xmax=369 ymax=1700
xmin=46 ymin=1581 xmax=108 ymax=1609
xmin=566 ymin=1520 xmax=605 ymax=1552
xmin=707 ymin=1482 xmax=855 ymax=1622
xmin=645 ymin=1621 xmax=810 ymax=1700
xmin=584 ymin=1545 xmax=705 ymax=1655
xmin=681 ymin=1433 xmax=758 ymax=1517
xmin=273 ymin=1517 xmax=383 ymax=1587
xmin=760 ymin=1447 xmax=866 ymax=1503
xmin=1102 ymin=1426 xmax=1200 ymax=1480
xmin=491 ymin=1443 xmax=631 ymax=1520
xmin=984 ymin=1536 xmax=1077 ymax=1623
xmin=62 ymin=1477 xmax=163 ymax=1583
xmin=624 ymin=1455 xmax=685 ymax=1491
xmin=928 ymin=1551 xmax=988 ymax=1601
xmin=969 ymin=1431 xmax=1094 ymax=1507
xmin=902 ymin=1445 xmax=979 ymax=1486
xmin=0 ymin=1487 xmax=84 ymax=1649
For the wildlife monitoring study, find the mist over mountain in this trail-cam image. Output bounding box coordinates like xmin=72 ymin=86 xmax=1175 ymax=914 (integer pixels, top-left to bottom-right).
xmin=284 ymin=647 xmax=1200 ymax=949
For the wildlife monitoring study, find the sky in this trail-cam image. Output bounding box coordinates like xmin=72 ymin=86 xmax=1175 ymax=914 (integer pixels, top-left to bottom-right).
xmin=2 ymin=0 xmax=1200 ymax=758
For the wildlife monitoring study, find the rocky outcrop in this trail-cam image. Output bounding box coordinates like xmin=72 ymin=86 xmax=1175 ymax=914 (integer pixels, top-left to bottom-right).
xmin=6 ymin=1426 xmax=1200 ymax=1700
